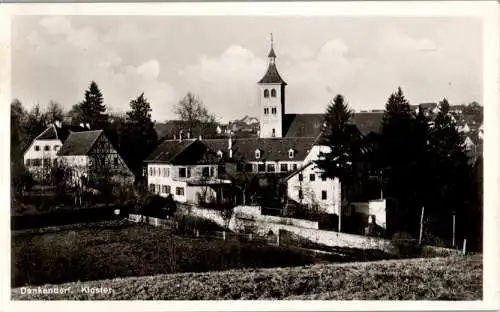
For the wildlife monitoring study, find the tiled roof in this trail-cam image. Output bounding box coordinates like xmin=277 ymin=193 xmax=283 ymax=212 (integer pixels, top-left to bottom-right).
xmin=283 ymin=114 xmax=324 ymax=138
xmin=258 ymin=63 xmax=287 ymax=85
xmin=155 ymin=120 xmax=221 ymax=141
xmin=35 ymin=124 xmax=87 ymax=142
xmin=57 ymin=130 xmax=103 ymax=156
xmin=351 ymin=112 xmax=384 ymax=136
xmin=282 ymin=112 xmax=384 ymax=139
xmin=202 ymin=137 xmax=316 ymax=162
xmin=145 ymin=139 xmax=220 ymax=165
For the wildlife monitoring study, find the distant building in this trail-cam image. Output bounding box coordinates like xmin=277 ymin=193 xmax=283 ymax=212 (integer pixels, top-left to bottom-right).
xmin=57 ymin=130 xmax=134 ymax=187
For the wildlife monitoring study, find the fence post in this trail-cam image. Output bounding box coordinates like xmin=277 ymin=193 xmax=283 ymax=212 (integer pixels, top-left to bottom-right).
xmin=276 ymin=232 xmax=280 ymax=246
xmin=196 ymin=229 xmax=199 ymax=238
xmin=222 ymin=231 xmax=226 ymax=241
xmin=249 ymin=233 xmax=252 ymax=241
xmin=462 ymin=239 xmax=467 ymax=255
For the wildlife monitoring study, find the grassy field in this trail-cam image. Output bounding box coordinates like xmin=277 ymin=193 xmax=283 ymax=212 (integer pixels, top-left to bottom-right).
xmin=12 ymin=220 xmax=353 ymax=287
xmin=11 ymin=255 xmax=482 ymax=300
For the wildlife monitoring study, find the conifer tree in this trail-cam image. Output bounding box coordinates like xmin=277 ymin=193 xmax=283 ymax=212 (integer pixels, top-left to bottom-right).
xmin=79 ymin=81 xmax=107 ymax=127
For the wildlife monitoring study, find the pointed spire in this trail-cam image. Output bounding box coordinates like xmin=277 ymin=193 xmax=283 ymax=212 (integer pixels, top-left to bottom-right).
xmin=268 ymin=32 xmax=276 ymax=62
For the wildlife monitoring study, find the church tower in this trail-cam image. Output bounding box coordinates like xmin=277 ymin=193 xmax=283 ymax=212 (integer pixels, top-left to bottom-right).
xmin=258 ymin=34 xmax=287 ymax=138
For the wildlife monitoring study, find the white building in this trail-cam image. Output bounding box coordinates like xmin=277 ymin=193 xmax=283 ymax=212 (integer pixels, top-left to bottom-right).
xmin=23 ymin=122 xmax=87 ymax=181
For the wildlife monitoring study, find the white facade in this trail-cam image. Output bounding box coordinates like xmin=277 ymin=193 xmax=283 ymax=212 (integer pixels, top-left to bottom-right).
xmin=286 ymin=162 xmax=341 ymax=215
xmin=259 ymin=83 xmax=284 ymax=138
xmin=24 ymin=139 xmax=63 ymax=179
xmin=147 ymin=163 xmax=228 ymax=203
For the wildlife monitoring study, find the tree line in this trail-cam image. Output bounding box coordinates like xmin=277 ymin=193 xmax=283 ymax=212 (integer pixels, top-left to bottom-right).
xmin=317 ymin=87 xmax=482 ymax=248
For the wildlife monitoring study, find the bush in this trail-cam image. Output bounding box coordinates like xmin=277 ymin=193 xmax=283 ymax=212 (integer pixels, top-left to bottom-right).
xmin=173 ymin=214 xmax=224 ymax=234
xmin=391 ymin=232 xmax=422 ymax=258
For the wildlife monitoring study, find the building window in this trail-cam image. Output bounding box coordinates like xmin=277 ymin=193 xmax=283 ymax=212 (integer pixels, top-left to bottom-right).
xmin=298 ymin=190 xmax=303 ymax=199
xmin=309 ymin=174 xmax=316 ymax=181
xmin=258 ymin=163 xmax=265 ymax=172
xmin=245 ymin=163 xmax=253 ymax=172
xmin=267 ymin=163 xmax=275 ymax=172
xmin=292 ymin=164 xmax=298 ymax=171
xmin=272 ymin=129 xmax=276 ymax=137
xmin=34 ymin=145 xmax=40 ymax=151
xmin=54 ymin=145 xmax=59 ymax=151
xmin=179 ymin=167 xmax=186 ymax=178
xmin=187 ymin=168 xmax=191 ymax=178
xmin=53 ymin=158 xmax=58 ymax=166
xmin=255 ymin=150 xmax=261 ymax=159
xmin=149 ymin=184 xmax=155 ymax=192
xmin=162 ymin=185 xmax=171 ymax=194
xmin=271 ymin=89 xmax=277 ymax=97
xmin=271 ymin=107 xmax=277 ymax=114
xmin=43 ymin=158 xmax=50 ymax=166
xmin=280 ymin=163 xmax=288 ymax=172
xmin=322 ymin=175 xmax=327 ymax=181
xmin=25 ymin=159 xmax=30 ymax=166
xmin=149 ymin=167 xmax=153 ymax=176
xmin=210 ymin=166 xmax=215 ymax=177
xmin=176 ymin=187 xmax=184 ymax=196
xmin=264 ymin=108 xmax=269 ymax=115
xmin=156 ymin=184 xmax=161 ymax=194
xmin=114 ymin=157 xmax=118 ymax=167
xmin=44 ymin=145 xmax=50 ymax=151
xmin=264 ymin=89 xmax=269 ymax=98
xmin=288 ymin=149 xmax=294 ymax=159
xmin=322 ymin=191 xmax=327 ymax=200
xmin=298 ymin=173 xmax=303 ymax=181
xmin=202 ymin=167 xmax=210 ymax=177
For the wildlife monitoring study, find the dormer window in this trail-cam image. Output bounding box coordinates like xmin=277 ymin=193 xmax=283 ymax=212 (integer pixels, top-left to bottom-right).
xmin=264 ymin=89 xmax=269 ymax=98
xmin=217 ymin=150 xmax=223 ymax=158
xmin=288 ymin=149 xmax=295 ymax=159
xmin=255 ymin=149 xmax=261 ymax=159
xmin=271 ymin=89 xmax=277 ymax=97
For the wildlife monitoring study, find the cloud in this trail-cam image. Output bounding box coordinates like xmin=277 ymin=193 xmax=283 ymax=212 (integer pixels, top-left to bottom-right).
xmin=16 ymin=16 xmax=176 ymax=121
xmin=179 ymin=45 xmax=266 ymax=121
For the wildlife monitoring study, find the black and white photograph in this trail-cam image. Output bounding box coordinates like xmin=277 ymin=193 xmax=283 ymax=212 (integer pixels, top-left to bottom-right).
xmin=2 ymin=1 xmax=498 ymax=308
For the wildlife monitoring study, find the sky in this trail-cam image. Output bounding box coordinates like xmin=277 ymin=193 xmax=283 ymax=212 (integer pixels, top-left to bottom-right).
xmin=11 ymin=15 xmax=482 ymax=123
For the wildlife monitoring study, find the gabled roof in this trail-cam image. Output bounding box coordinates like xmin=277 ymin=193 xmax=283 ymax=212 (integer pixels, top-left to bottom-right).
xmin=258 ymin=63 xmax=287 ymax=85
xmin=351 ymin=112 xmax=384 ymax=136
xmin=155 ymin=120 xmax=221 ymax=141
xmin=57 ymin=130 xmax=103 ymax=156
xmin=145 ymin=139 xmax=220 ymax=165
xmin=203 ymin=137 xmax=316 ymax=162
xmin=35 ymin=124 xmax=87 ymax=142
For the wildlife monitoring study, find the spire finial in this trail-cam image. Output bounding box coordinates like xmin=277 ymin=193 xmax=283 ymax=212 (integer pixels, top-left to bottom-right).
xmin=270 ymin=32 xmax=273 ymax=49
xmin=268 ymin=32 xmax=276 ymax=62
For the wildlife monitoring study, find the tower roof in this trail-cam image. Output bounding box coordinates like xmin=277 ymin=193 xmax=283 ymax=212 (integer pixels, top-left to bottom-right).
xmin=268 ymin=46 xmax=276 ymax=58
xmin=258 ymin=63 xmax=287 ymax=85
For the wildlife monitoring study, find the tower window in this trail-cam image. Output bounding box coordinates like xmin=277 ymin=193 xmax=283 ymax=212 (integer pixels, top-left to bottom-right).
xmin=264 ymin=89 xmax=269 ymax=98
xmin=271 ymin=89 xmax=277 ymax=97
xmin=272 ymin=128 xmax=276 ymax=137
xmin=264 ymin=108 xmax=269 ymax=115
xmin=271 ymin=107 xmax=277 ymax=114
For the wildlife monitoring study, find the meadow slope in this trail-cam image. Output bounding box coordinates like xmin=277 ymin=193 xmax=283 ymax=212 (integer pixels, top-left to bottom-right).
xmin=12 ymin=254 xmax=482 ymax=300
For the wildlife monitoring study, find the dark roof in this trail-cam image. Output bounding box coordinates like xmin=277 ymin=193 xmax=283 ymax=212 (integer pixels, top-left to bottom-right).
xmin=268 ymin=47 xmax=277 ymax=58
xmin=258 ymin=63 xmax=287 ymax=85
xmin=350 ymin=112 xmax=384 ymax=136
xmin=202 ymin=137 xmax=316 ymax=162
xmin=155 ymin=120 xmax=221 ymax=141
xmin=57 ymin=130 xmax=103 ymax=156
xmin=282 ymin=112 xmax=383 ymax=139
xmin=35 ymin=124 xmax=87 ymax=142
xmin=283 ymin=114 xmax=324 ymax=138
xmin=145 ymin=139 xmax=220 ymax=165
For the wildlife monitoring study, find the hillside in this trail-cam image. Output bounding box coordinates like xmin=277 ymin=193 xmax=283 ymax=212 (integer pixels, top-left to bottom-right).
xmin=12 ymin=254 xmax=482 ymax=300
